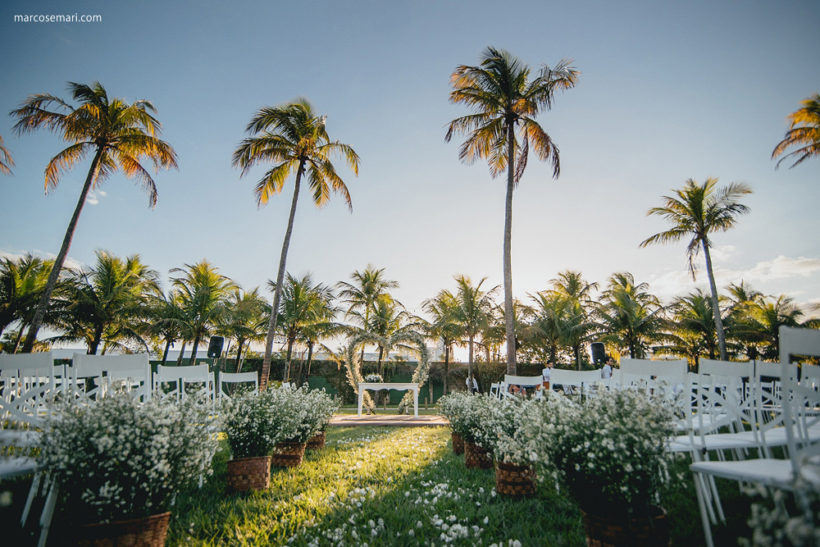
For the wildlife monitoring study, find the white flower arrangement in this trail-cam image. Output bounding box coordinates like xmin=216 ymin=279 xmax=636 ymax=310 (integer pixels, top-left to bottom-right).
xmin=363 ymin=373 xmax=384 ymax=383
xmin=220 ymin=390 xmax=280 ymax=459
xmin=437 ymin=393 xmax=495 ymax=448
xmin=304 ymin=388 xmax=340 ymax=434
xmin=265 ymin=386 xmax=339 ymax=443
xmin=39 ymin=394 xmax=218 ymax=523
xmin=519 ymin=388 xmax=676 ymax=517
xmin=482 ymin=397 xmax=533 ymax=465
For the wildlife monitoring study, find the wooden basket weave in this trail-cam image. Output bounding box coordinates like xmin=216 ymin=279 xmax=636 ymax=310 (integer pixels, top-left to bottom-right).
xmin=76 ymin=511 xmax=171 ymax=547
xmin=307 ymin=431 xmax=326 ymax=450
xmin=272 ymin=440 xmax=307 ymax=467
xmin=451 ymin=432 xmax=464 ymax=455
xmin=464 ymin=440 xmax=492 ymax=469
xmin=226 ymin=455 xmax=271 ymax=492
xmin=581 ymin=506 xmax=669 ymax=547
xmin=495 ymin=461 xmax=536 ymax=497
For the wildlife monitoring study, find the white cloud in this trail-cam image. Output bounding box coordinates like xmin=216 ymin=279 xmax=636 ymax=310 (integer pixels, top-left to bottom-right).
xmin=0 ymin=248 xmax=85 ymax=271
xmin=86 ymin=190 xmax=106 ymax=205
xmin=709 ymin=245 xmax=738 ymax=262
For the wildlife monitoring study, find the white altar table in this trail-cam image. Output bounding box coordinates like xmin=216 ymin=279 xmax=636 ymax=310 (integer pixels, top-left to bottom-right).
xmin=357 ymin=382 xmax=419 ymax=417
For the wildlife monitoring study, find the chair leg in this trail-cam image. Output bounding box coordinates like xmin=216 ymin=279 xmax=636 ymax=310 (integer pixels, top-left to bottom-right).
xmin=21 ymin=471 xmax=42 ymax=526
xmin=693 ymin=471 xmax=716 ymax=547
xmin=37 ymin=481 xmax=58 ymax=547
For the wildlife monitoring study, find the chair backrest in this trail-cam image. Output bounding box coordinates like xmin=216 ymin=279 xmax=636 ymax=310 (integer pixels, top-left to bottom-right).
xmin=550 ymin=369 xmax=606 ymax=393
xmin=777 ymin=326 xmax=820 ymax=479
xmin=503 ymin=375 xmax=543 ymax=387
xmin=694 ymin=359 xmax=755 ymax=435
xmin=71 ymin=353 xmax=152 ymax=401
xmin=619 ymin=358 xmax=688 ymax=391
xmin=0 ymin=352 xmax=55 ymax=427
xmin=217 ymin=371 xmax=258 ymax=400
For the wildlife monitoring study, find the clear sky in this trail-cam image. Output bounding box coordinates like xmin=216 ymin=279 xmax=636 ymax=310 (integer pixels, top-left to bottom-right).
xmin=1 ymin=0 xmax=819 ymax=326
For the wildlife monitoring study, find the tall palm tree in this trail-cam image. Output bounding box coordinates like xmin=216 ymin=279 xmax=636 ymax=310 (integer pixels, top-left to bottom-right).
xmin=0 ymin=136 xmax=14 ymax=175
xmin=54 ymin=251 xmax=159 ymax=354
xmin=423 ymin=289 xmax=463 ymax=394
xmin=640 ymin=178 xmax=751 ymax=360
xmin=233 ymin=99 xmax=359 ymax=388
xmin=11 ymin=82 xmax=178 ymax=351
xmin=548 ymin=270 xmax=598 ymax=370
xmin=215 ymin=287 xmax=269 ymax=372
xmin=170 ymin=261 xmax=236 ymax=365
xmin=772 ymin=93 xmax=820 ymax=169
xmin=446 ymin=47 xmax=578 ymax=375
xmin=596 ymin=272 xmax=665 ymax=359
xmin=0 ymin=254 xmax=54 ymax=351
xmin=337 ymin=265 xmax=399 ymax=363
xmin=451 ymin=275 xmax=498 ymax=379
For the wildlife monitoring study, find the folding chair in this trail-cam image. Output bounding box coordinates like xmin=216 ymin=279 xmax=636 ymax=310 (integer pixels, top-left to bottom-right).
xmin=217 ymin=371 xmax=259 ymax=400
xmin=71 ymin=354 xmax=153 ymax=402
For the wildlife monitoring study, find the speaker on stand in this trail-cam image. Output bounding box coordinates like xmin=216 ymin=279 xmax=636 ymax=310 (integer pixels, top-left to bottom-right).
xmin=590 ymin=342 xmax=606 ymax=365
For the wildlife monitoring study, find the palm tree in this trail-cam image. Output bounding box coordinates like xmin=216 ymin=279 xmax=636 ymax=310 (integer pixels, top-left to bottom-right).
xmin=337 ymin=265 xmax=399 ymax=363
xmin=548 ymin=270 xmax=598 ymax=370
xmin=666 ymin=289 xmax=719 ymax=364
xmin=725 ymin=281 xmax=764 ymax=359
xmin=145 ymin=289 xmax=188 ymax=366
xmin=54 ymin=251 xmax=159 ymax=354
xmin=772 ymin=93 xmax=820 ymax=168
xmin=0 ymin=136 xmax=14 ymax=175
xmin=640 ymin=178 xmax=751 ymax=360
xmin=446 ymin=47 xmax=578 ymax=375
xmin=423 ymin=289 xmax=463 ymax=395
xmin=215 ymin=287 xmax=269 ymax=372
xmin=271 ymin=273 xmax=334 ymax=382
xmin=170 ymin=261 xmax=236 ymax=365
xmin=738 ymin=295 xmax=804 ymax=361
xmin=450 ymin=275 xmax=498 ymax=379
xmin=233 ymin=99 xmax=359 ymax=388
xmin=11 ymin=82 xmax=178 ymax=351
xmin=596 ymin=272 xmax=665 ymax=359
xmin=0 ymin=254 xmax=54 ymax=351
xmin=522 ymin=290 xmax=568 ymax=364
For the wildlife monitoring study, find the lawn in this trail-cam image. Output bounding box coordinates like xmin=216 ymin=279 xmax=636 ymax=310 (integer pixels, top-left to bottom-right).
xmin=4 ymin=425 xmax=755 ymax=546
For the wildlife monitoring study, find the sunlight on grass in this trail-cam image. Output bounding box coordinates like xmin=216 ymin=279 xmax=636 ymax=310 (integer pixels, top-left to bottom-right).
xmin=167 ymin=426 xmax=585 ymax=546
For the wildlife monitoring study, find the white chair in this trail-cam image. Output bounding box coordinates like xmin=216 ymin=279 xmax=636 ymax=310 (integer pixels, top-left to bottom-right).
xmin=502 ymin=374 xmax=542 ymax=398
xmin=72 ymin=354 xmax=152 ymax=402
xmin=217 ymin=371 xmax=258 ymax=400
xmin=154 ymin=364 xmax=215 ymax=402
xmin=690 ymin=326 xmax=820 ymax=547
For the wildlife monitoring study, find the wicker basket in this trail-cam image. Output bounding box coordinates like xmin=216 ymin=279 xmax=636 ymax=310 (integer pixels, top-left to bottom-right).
xmin=76 ymin=511 xmax=171 ymax=547
xmin=495 ymin=461 xmax=536 ymax=498
xmin=307 ymin=431 xmax=326 ymax=450
xmin=464 ymin=440 xmax=492 ymax=469
xmin=226 ymin=455 xmax=271 ymax=492
xmin=451 ymin=432 xmax=464 ymax=455
xmin=272 ymin=440 xmax=307 ymax=467
xmin=581 ymin=506 xmax=669 ymax=547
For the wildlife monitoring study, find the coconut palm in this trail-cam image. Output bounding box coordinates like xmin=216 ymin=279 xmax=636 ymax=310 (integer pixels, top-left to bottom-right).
xmin=144 ymin=289 xmax=188 ymax=366
xmin=548 ymin=270 xmax=598 ymax=370
xmin=423 ymin=289 xmax=463 ymax=394
xmin=233 ymin=99 xmax=359 ymax=388
xmin=772 ymin=93 xmax=820 ymax=169
xmin=215 ymin=287 xmax=269 ymax=372
xmin=446 ymin=47 xmax=578 ymax=375
xmin=522 ymin=291 xmax=568 ymax=364
xmin=170 ymin=261 xmax=236 ymax=365
xmin=450 ymin=275 xmax=498 ymax=379
xmin=270 ymin=273 xmax=334 ymax=382
xmin=724 ymin=281 xmax=765 ymax=359
xmin=640 ymin=178 xmax=751 ymax=360
xmin=667 ymin=289 xmax=719 ymax=364
xmin=337 ymin=265 xmax=399 ymax=363
xmin=10 ymin=82 xmax=178 ymax=351
xmin=596 ymin=272 xmax=665 ymax=359
xmin=736 ymin=295 xmax=804 ymax=361
xmin=0 ymin=136 xmax=14 ymax=175
xmin=53 ymin=251 xmax=160 ymax=354
xmin=0 ymin=254 xmax=54 ymax=351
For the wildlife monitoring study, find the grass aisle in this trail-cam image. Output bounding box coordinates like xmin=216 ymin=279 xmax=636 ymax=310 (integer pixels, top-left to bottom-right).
xmin=168 ymin=426 xmax=750 ymax=546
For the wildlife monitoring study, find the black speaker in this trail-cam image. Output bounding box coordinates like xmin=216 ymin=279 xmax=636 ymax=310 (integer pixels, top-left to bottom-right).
xmin=590 ymin=342 xmax=606 ymax=364
xmin=207 ymin=336 xmax=224 ymax=358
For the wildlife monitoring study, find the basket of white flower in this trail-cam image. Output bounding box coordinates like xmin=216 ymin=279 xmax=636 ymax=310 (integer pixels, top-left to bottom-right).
xmin=520 ymin=389 xmax=675 ymax=545
xmin=39 ymin=394 xmax=217 ymax=545
xmin=222 ymin=390 xmax=279 ymax=492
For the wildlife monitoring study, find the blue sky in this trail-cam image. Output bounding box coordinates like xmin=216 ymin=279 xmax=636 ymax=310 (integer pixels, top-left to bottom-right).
xmin=1 ymin=0 xmax=819 ymax=327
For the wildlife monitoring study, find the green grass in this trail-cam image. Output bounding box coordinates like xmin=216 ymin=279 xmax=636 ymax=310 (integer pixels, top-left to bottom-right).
xmin=3 ymin=426 xmax=755 ymax=545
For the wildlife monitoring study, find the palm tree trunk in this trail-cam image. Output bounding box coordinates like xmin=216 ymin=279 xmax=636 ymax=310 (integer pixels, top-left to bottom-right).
xmin=90 ymin=323 xmax=104 ymax=355
xmin=305 ymin=340 xmax=314 ymax=379
xmin=23 ymin=147 xmax=104 ymax=352
xmin=235 ymin=338 xmax=245 ymax=372
xmin=575 ymin=344 xmax=581 ymax=371
xmin=177 ymin=340 xmax=187 ymax=364
xmin=468 ymin=335 xmax=474 ymax=379
xmin=285 ymin=335 xmax=295 ymax=382
xmin=11 ymin=327 xmax=26 ymax=353
xmin=702 ymin=240 xmax=728 ymax=360
xmin=261 ymin=162 xmax=304 ymax=389
xmin=161 ymin=338 xmax=172 ymax=365
xmin=377 ymin=346 xmax=384 ymax=376
xmin=190 ymin=332 xmax=201 ymax=365
xmin=503 ymin=120 xmax=516 ymax=375
xmin=443 ymin=343 xmax=449 ymax=394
